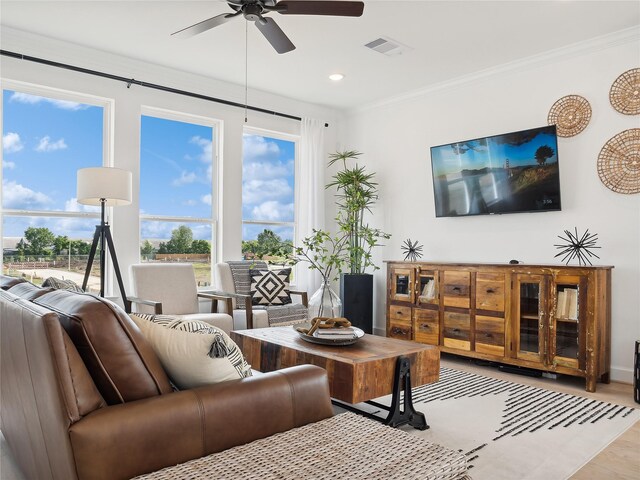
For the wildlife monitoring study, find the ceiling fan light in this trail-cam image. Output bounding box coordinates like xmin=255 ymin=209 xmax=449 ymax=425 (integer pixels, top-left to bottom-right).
xmin=329 ymin=73 xmax=345 ymax=81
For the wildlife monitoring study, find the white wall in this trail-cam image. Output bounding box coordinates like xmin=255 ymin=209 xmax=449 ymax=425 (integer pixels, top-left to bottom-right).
xmin=339 ymin=29 xmax=640 ymax=382
xmin=0 ymin=27 xmax=341 ymax=294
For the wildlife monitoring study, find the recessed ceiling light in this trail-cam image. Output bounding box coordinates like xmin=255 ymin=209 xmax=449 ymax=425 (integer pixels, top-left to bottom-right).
xmin=329 ymin=73 xmax=345 ymax=81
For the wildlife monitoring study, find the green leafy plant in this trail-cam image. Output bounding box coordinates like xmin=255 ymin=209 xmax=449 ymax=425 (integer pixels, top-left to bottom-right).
xmin=326 ymin=150 xmax=390 ymax=274
xmin=293 ymin=229 xmax=348 ymax=283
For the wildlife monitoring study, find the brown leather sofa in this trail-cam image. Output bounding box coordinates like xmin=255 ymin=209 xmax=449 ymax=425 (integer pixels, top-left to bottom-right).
xmin=0 ymin=276 xmax=333 ymax=480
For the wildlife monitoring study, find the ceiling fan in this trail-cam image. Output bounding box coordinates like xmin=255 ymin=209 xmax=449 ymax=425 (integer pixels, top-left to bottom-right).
xmin=172 ymin=0 xmax=365 ymax=54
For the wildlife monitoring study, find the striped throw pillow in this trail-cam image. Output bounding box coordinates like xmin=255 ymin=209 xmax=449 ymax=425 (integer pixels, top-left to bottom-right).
xmin=130 ymin=313 xmax=252 ymax=389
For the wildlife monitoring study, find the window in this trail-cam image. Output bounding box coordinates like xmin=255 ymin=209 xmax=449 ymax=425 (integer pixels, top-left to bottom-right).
xmin=139 ymin=111 xmax=219 ymax=287
xmin=241 ymin=131 xmax=297 ymax=265
xmin=1 ymin=85 xmax=108 ymax=290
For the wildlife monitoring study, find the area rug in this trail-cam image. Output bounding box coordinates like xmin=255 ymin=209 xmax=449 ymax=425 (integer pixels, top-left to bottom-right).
xmin=373 ymin=368 xmax=639 ymax=480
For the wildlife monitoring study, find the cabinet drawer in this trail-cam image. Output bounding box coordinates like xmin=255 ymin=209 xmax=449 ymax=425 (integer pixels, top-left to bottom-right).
xmin=475 ymin=315 xmax=505 ymax=357
xmin=389 ymin=305 xmax=412 ymax=324
xmin=388 ymin=321 xmax=412 ymax=341
xmin=443 ymin=311 xmax=471 ymax=350
xmin=414 ymin=309 xmax=439 ymax=345
xmin=443 ymin=271 xmax=470 ymax=308
xmin=476 ymin=273 xmax=505 ymax=312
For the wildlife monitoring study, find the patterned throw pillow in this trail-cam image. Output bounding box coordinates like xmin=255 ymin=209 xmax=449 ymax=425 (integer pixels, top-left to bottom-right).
xmin=249 ymin=268 xmax=292 ymax=306
xmin=42 ymin=277 xmax=84 ymax=293
xmin=130 ymin=313 xmax=252 ymax=389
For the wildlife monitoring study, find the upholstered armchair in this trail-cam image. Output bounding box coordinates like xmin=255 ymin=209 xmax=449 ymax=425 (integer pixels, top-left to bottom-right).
xmin=128 ymin=263 xmax=234 ymax=334
xmin=211 ymin=261 xmax=309 ymax=329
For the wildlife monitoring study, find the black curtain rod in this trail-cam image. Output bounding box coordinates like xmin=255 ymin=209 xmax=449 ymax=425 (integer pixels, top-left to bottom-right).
xmin=1 ymin=49 xmax=329 ymax=127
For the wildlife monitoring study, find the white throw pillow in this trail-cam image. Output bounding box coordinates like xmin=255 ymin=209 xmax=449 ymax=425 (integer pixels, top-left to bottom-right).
xmin=129 ymin=313 xmax=251 ymax=390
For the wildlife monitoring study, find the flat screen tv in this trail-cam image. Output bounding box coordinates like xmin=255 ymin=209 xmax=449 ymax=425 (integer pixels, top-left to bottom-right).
xmin=430 ymin=125 xmax=561 ymax=217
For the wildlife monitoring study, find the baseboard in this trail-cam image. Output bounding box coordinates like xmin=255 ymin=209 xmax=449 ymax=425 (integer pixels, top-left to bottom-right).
xmin=611 ymin=366 xmax=634 ymax=385
xmin=373 ymin=327 xmax=386 ymax=337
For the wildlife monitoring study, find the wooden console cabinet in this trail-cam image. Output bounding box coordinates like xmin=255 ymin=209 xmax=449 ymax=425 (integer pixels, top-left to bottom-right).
xmin=386 ymin=262 xmax=612 ymax=392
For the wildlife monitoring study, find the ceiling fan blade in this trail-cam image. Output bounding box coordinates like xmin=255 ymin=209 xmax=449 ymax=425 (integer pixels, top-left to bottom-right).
xmin=275 ymin=1 xmax=364 ymax=16
xmin=255 ymin=17 xmax=296 ymax=54
xmin=171 ymin=11 xmax=241 ymax=38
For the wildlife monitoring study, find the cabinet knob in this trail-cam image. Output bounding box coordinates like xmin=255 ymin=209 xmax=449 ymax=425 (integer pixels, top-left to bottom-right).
xmin=453 ymin=328 xmax=460 ymax=333
xmin=452 ymin=286 xmax=461 ymax=292
xmin=421 ymin=323 xmax=430 ymax=329
xmin=485 ymin=333 xmax=493 ymax=338
xmin=486 ymin=288 xmax=495 ymax=294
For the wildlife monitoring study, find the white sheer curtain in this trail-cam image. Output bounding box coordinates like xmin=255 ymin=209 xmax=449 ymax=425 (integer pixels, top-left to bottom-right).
xmin=296 ymin=118 xmax=326 ymax=294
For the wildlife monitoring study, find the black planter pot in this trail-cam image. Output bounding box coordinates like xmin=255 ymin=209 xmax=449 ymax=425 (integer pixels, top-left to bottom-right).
xmin=340 ymin=273 xmax=373 ymax=334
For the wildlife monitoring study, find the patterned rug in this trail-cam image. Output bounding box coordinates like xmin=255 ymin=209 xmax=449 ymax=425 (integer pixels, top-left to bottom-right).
xmin=373 ymin=367 xmax=639 ymax=480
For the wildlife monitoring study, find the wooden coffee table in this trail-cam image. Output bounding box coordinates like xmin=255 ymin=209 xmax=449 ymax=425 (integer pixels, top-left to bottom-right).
xmin=231 ymin=327 xmax=440 ymax=430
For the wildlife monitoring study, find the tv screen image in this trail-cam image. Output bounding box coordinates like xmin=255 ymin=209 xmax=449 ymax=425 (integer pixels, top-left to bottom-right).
xmin=430 ymin=125 xmax=561 ymax=217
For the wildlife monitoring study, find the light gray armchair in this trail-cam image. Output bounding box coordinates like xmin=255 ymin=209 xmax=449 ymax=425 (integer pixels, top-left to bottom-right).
xmin=128 ymin=263 xmax=234 ymax=334
xmin=211 ymin=261 xmax=308 ymax=329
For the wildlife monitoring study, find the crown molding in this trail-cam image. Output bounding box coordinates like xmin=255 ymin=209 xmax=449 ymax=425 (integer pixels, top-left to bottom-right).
xmin=349 ymin=26 xmax=640 ymax=116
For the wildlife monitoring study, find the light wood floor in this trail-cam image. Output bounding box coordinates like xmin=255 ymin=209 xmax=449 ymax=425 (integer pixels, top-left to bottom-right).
xmin=2 ymin=357 xmax=638 ymax=479
xmin=440 ymin=354 xmax=640 ymax=479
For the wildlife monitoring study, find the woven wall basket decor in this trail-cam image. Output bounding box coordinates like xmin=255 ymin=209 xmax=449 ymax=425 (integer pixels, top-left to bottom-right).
xmin=597 ymin=129 xmax=640 ymax=194
xmin=609 ymin=68 xmax=640 ymax=115
xmin=547 ymin=95 xmax=592 ymax=137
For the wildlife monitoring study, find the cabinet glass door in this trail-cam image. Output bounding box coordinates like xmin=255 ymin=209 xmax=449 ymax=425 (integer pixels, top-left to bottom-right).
xmin=551 ymin=275 xmax=585 ymax=369
xmin=390 ymin=267 xmax=414 ymax=303
xmin=417 ymin=269 xmax=438 ymax=306
xmin=515 ymin=274 xmax=546 ymax=363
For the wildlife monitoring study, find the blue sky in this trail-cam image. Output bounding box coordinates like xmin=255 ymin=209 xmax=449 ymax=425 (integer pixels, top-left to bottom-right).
xmin=140 ymin=115 xmax=213 ymax=220
xmin=241 ymin=133 xmax=295 ymax=242
xmin=2 ymin=89 xmax=103 ymax=239
xmin=431 ymin=128 xmax=558 ymax=177
xmin=2 ymin=88 xmax=296 ymax=245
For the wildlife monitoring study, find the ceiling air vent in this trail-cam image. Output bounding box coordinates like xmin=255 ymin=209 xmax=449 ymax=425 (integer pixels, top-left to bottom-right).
xmin=364 ymin=36 xmax=412 ymax=57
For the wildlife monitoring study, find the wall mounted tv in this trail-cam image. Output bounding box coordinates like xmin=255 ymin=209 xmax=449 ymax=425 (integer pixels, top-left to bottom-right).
xmin=430 ymin=125 xmax=561 ymax=217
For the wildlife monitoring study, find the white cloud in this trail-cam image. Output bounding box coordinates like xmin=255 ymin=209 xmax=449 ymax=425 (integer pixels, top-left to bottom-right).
xmin=190 ymin=136 xmax=212 ymax=163
xmin=10 ymin=92 xmax=89 ymax=111
xmin=3 ymin=132 xmax=24 ymax=154
xmin=35 ymin=136 xmax=68 ymax=152
xmin=243 ymin=134 xmax=280 ymax=162
xmin=243 ymin=159 xmax=293 ymax=182
xmin=242 ymin=178 xmax=293 ymax=205
xmin=250 ymin=201 xmax=294 ymax=221
xmin=201 ymin=194 xmax=212 ymax=206
xmin=64 ymin=197 xmax=100 ymax=213
xmin=3 ymin=161 xmax=16 ymax=170
xmin=140 ymin=221 xmax=174 ymax=240
xmin=172 ymin=171 xmax=197 ymax=186
xmin=54 ymin=216 xmax=98 ymax=237
xmin=183 ymin=199 xmax=197 ymax=206
xmin=2 ymin=180 xmax=52 ymax=209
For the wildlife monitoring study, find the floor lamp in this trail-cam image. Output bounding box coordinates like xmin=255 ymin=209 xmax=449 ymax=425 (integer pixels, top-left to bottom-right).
xmin=77 ymin=167 xmax=132 ymax=311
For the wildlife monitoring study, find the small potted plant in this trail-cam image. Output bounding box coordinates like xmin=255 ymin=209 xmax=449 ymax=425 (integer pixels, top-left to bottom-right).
xmin=326 ymin=150 xmax=390 ymax=333
xmin=294 ymin=229 xmax=348 ymax=319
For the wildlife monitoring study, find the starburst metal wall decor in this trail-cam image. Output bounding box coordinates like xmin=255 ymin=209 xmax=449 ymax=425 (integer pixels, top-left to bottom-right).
xmin=554 ymin=228 xmax=601 ymax=266
xmin=401 ymin=238 xmax=423 ymax=262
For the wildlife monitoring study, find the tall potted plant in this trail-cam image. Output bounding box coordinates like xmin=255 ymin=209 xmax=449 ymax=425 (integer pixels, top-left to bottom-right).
xmin=327 ymin=150 xmax=390 ymax=333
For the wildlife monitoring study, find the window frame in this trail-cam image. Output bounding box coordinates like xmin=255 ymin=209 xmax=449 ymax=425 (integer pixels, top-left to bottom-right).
xmin=1 ymin=79 xmax=113 ymax=281
xmin=138 ymin=106 xmax=222 ymax=284
xmin=241 ymin=127 xmax=299 ymax=280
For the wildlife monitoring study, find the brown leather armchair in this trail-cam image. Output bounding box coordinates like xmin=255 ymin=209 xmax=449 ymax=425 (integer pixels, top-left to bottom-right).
xmin=0 ymin=277 xmax=333 ymax=480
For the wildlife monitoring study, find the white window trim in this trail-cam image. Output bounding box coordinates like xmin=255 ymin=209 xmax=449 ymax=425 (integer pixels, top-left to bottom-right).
xmin=139 ymin=106 xmax=222 ymax=283
xmin=1 ymin=79 xmax=113 ymax=287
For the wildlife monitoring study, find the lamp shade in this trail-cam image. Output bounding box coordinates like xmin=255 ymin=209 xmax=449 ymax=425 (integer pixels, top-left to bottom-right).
xmin=77 ymin=167 xmax=132 ymax=206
